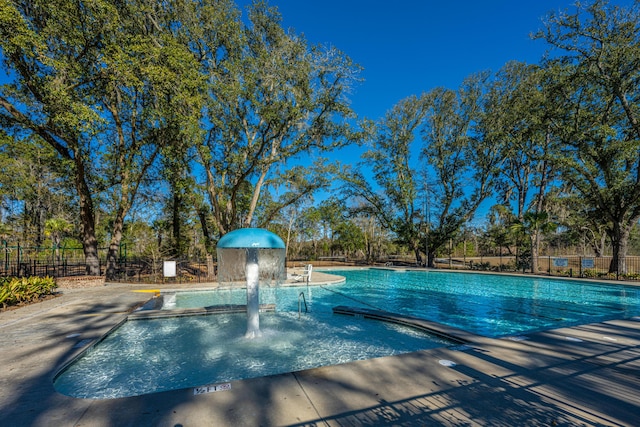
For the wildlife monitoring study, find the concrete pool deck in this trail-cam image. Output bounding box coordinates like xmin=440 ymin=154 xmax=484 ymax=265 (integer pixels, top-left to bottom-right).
xmin=1 ymin=272 xmax=640 ymax=426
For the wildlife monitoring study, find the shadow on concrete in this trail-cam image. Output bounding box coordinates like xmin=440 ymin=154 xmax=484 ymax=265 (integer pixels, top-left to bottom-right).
xmin=1 ymin=287 xmax=640 ymax=426
xmin=0 ymin=293 xmax=151 ymax=426
xmin=283 ymin=319 xmax=640 ymax=426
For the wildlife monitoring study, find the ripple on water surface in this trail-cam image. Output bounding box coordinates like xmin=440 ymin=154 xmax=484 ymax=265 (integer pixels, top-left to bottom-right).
xmin=54 ymin=311 xmax=452 ymax=399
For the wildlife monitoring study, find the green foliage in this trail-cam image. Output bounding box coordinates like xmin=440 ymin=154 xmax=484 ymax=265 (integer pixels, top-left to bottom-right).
xmin=421 ymin=74 xmax=499 ymax=266
xmin=5 ymin=0 xmax=640 ymax=270
xmin=536 ymin=0 xmax=640 ymax=273
xmin=481 ymin=61 xmax=556 ymax=219
xmin=332 ymin=221 xmax=366 ymax=256
xmin=197 ymin=1 xmax=361 ymax=234
xmin=0 ymin=134 xmax=75 ymax=244
xmin=582 ymin=269 xmax=603 ymax=278
xmin=510 ymin=212 xmax=557 ymax=238
xmin=345 ymin=94 xmax=428 ymax=263
xmin=0 ymin=276 xmax=57 ymax=308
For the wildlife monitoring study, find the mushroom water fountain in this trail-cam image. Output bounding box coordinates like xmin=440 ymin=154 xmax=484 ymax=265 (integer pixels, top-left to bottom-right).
xmin=216 ymin=228 xmax=286 ymax=338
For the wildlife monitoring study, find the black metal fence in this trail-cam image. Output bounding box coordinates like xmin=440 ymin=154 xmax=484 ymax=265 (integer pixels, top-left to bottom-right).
xmin=1 ymin=243 xmax=100 ymax=278
xmin=0 ymin=242 xmax=214 ymax=284
xmin=4 ymin=240 xmax=640 ymax=283
xmin=434 ymin=255 xmax=640 ymax=281
xmin=111 ymin=258 xmax=215 ymax=284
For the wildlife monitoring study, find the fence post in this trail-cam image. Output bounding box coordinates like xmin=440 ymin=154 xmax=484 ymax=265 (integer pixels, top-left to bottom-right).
xmin=579 ymin=256 xmax=582 ymax=277
xmin=3 ymin=240 xmax=8 ymax=273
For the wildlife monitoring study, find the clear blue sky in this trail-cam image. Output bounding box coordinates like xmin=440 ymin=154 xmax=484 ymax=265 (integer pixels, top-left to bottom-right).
xmin=251 ymin=0 xmax=633 ymax=221
xmin=263 ymin=0 xmax=585 ymax=120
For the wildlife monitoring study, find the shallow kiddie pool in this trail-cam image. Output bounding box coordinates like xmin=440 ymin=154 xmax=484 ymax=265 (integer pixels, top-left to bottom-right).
xmin=54 ymin=309 xmax=454 ymax=398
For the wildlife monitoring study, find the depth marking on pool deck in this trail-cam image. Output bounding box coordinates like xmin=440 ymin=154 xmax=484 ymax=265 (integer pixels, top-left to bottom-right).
xmin=193 ymin=383 xmax=231 ymax=395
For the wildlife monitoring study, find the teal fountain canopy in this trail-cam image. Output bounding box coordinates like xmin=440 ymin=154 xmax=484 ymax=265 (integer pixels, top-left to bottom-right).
xmin=217 ymin=228 xmax=285 ymax=249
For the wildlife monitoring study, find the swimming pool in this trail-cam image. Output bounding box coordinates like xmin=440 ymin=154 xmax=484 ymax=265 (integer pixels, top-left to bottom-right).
xmin=165 ymin=268 xmax=640 ymax=337
xmin=54 ymin=268 xmax=640 ymax=398
xmin=320 ymin=269 xmax=640 ymax=336
xmin=54 ymin=311 xmax=453 ymax=398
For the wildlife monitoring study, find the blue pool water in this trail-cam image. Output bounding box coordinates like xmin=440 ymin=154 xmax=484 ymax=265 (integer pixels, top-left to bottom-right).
xmin=54 ymin=311 xmax=451 ymax=398
xmin=170 ymin=269 xmax=640 ymax=338
xmin=54 ymin=269 xmax=640 ymax=398
xmin=318 ymin=269 xmax=640 ymax=337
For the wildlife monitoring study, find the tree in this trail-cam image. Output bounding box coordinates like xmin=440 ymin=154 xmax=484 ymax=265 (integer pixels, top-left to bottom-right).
xmin=332 ymin=220 xmax=365 ymax=258
xmin=153 ymin=0 xmax=242 ymax=255
xmin=297 ymin=205 xmax=323 ymax=259
xmin=344 ymin=93 xmax=429 ymax=264
xmin=351 ymin=205 xmax=388 ymax=263
xmin=481 ymin=62 xmax=560 ymax=270
xmin=510 ymin=211 xmax=557 ymax=273
xmin=482 ymin=204 xmax=518 ymax=257
xmin=0 ymin=133 xmax=74 ymax=245
xmin=421 ymin=74 xmax=500 ymax=267
xmin=44 ymin=217 xmax=74 ymax=261
xmin=0 ymin=0 xmax=106 ymax=273
xmin=258 ymin=161 xmax=340 ymax=228
xmin=545 ymin=185 xmax=609 ymax=256
xmin=1 ymin=0 xmax=206 ymax=277
xmin=316 ymin=197 xmax=347 ymax=243
xmin=483 ymin=62 xmax=557 ymax=220
xmin=537 ymin=0 xmax=640 ymax=274
xmin=98 ymin=2 xmax=205 ymax=278
xmin=197 ymin=2 xmax=360 ymax=236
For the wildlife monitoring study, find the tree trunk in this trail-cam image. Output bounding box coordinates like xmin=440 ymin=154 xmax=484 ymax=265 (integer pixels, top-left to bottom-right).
xmin=531 ymin=232 xmax=539 ymax=273
xmin=75 ymin=159 xmax=100 ymax=276
xmin=105 ymin=203 xmax=128 ymax=281
xmin=105 ymin=240 xmax=121 ymax=281
xmin=427 ymin=250 xmax=435 ymax=268
xmin=285 ymin=212 xmax=294 ymax=260
xmin=608 ymin=223 xmax=630 ymax=275
xmin=172 ymin=191 xmax=182 ymax=256
xmin=196 ymin=204 xmax=214 ymax=254
xmin=532 ymin=150 xmax=550 ymax=275
xmin=413 ymin=246 xmax=423 ymax=266
xmin=244 ymin=166 xmax=269 ymax=228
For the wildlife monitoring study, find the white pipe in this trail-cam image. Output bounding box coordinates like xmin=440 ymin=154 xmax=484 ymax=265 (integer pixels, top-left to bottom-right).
xmin=245 ymin=248 xmax=262 ymax=338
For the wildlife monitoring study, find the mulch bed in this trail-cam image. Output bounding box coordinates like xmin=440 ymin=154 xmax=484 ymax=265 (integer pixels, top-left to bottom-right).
xmin=55 ymin=276 xmax=105 ymax=289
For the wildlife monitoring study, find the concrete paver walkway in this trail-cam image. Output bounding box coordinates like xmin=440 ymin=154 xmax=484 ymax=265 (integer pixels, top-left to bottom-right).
xmin=1 ymin=275 xmax=639 ymax=426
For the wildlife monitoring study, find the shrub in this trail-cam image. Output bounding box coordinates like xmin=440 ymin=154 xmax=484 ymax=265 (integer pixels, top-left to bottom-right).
xmin=472 ymin=262 xmax=491 ymax=270
xmin=0 ymin=276 xmax=57 ymax=308
xmin=582 ymin=269 xmax=601 ymax=278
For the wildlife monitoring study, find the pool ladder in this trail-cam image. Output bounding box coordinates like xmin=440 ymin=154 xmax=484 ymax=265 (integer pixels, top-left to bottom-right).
xmin=298 ymin=292 xmax=308 ymax=319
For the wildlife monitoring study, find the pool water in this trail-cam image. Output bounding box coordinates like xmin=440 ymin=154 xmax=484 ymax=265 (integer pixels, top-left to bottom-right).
xmin=54 ymin=311 xmax=452 ymax=398
xmin=55 ymin=269 xmax=640 ymax=399
xmin=323 ymin=269 xmax=640 ymax=336
xmin=169 ymin=269 xmax=640 ymax=337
